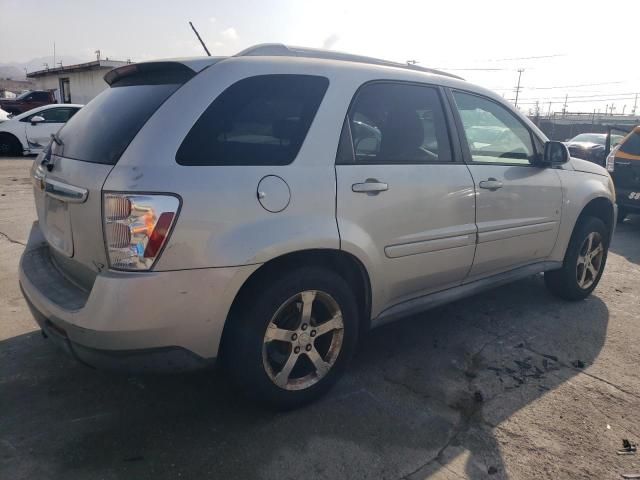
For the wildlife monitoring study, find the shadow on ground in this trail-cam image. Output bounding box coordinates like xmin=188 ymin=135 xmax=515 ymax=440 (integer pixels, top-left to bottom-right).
xmin=610 ymin=213 xmax=640 ymax=265
xmin=0 ymin=272 xmax=610 ymax=480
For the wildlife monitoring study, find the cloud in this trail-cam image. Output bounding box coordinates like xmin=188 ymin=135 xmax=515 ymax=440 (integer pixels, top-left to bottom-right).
xmin=209 ymin=16 xmax=216 ymax=23
xmin=220 ymin=27 xmax=238 ymax=41
xmin=322 ymin=33 xmax=340 ymax=49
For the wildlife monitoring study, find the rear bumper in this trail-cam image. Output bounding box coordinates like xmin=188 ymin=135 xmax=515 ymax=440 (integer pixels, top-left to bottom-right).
xmin=19 ymin=221 xmax=260 ymax=372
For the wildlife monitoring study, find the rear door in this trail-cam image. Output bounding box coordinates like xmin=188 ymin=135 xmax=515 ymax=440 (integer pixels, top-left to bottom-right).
xmin=449 ymin=90 xmax=562 ymax=279
xmin=336 ymin=82 xmax=477 ymax=309
xmin=32 ymin=64 xmax=193 ymax=288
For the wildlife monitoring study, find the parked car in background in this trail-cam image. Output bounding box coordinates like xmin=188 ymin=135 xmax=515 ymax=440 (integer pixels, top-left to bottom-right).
xmin=0 ymin=104 xmax=82 ymax=156
xmin=606 ymin=126 xmax=640 ymax=222
xmin=0 ymin=90 xmax=57 ymax=116
xmin=565 ymin=133 xmax=624 ymax=165
xmin=19 ymin=45 xmax=616 ymax=409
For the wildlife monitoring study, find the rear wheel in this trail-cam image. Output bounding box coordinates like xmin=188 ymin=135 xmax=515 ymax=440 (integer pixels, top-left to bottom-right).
xmin=545 ymin=217 xmax=609 ymax=300
xmin=0 ymin=134 xmax=22 ymax=157
xmin=224 ymin=267 xmax=359 ymax=409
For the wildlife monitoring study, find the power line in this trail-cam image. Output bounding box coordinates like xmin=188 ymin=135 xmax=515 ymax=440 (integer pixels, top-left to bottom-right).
xmin=517 ymin=97 xmax=638 ymax=105
xmin=484 ymin=53 xmax=566 ymax=62
xmin=516 ymin=91 xmax=639 ymax=101
xmin=525 ymin=80 xmax=625 ymax=90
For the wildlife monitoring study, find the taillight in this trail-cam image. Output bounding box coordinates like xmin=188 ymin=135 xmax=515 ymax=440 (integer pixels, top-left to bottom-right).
xmin=103 ymin=193 xmax=180 ymax=271
xmin=606 ymin=145 xmax=618 ymax=173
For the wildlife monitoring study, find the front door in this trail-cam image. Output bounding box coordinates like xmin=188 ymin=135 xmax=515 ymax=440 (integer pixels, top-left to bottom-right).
xmin=336 ymin=82 xmax=477 ymax=312
xmin=25 ymin=107 xmax=78 ymax=151
xmin=450 ymin=90 xmax=562 ymax=279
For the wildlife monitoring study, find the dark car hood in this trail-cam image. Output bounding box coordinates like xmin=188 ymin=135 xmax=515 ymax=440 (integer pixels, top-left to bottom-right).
xmin=567 ymin=141 xmax=603 ymax=150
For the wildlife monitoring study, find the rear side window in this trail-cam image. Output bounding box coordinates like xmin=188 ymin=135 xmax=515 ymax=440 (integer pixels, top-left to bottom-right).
xmin=176 ymin=75 xmax=329 ymax=166
xmin=337 ymin=82 xmax=452 ymax=164
xmin=619 ymin=132 xmax=640 ymax=156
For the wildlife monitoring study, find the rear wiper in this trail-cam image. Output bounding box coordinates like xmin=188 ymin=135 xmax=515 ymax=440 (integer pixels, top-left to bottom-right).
xmin=51 ymin=133 xmax=63 ymax=146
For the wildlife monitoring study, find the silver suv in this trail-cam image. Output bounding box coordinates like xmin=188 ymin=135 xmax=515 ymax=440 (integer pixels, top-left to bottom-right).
xmin=19 ymin=45 xmax=616 ymax=408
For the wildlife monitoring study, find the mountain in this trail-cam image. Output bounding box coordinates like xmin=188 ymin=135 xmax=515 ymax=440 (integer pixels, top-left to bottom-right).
xmin=0 ymin=55 xmax=85 ymax=79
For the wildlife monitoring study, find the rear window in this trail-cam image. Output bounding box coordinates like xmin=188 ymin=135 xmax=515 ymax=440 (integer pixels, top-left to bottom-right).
xmin=54 ymin=72 xmax=188 ymax=164
xmin=620 ymin=132 xmax=640 ymax=156
xmin=176 ymin=75 xmax=329 ymax=166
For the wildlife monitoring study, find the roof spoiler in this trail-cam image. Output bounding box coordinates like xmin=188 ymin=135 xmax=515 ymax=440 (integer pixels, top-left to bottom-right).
xmin=104 ymin=62 xmax=196 ymax=86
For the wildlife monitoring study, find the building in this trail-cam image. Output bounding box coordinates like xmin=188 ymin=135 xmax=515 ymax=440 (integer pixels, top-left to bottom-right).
xmin=26 ymin=59 xmax=129 ymax=104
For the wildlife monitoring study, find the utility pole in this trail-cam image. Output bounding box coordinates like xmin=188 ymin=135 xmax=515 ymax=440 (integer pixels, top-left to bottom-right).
xmin=514 ymin=68 xmax=524 ymax=107
xmin=633 ymin=93 xmax=638 ymax=116
xmin=53 ymin=42 xmax=56 ymax=71
xmin=622 ymin=105 xmax=627 ymax=115
xmin=562 ymin=94 xmax=568 ymax=117
xmin=547 ymin=101 xmax=553 ymax=118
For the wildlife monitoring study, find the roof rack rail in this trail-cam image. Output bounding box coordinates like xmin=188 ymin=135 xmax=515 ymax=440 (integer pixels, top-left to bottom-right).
xmin=234 ymin=44 xmax=464 ymax=80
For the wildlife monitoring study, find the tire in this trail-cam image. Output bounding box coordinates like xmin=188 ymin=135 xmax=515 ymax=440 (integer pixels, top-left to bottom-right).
xmin=0 ymin=134 xmax=22 ymax=157
xmin=224 ymin=267 xmax=359 ymax=409
xmin=545 ymin=217 xmax=609 ymax=301
xmin=617 ymin=207 xmax=628 ymax=224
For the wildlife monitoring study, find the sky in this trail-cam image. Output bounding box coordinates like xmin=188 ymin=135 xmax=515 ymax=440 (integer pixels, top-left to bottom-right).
xmin=1 ymin=0 xmax=639 ymax=115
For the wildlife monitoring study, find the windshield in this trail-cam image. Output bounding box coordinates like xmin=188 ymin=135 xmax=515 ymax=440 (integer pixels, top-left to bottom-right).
xmin=15 ymin=91 xmax=31 ymax=100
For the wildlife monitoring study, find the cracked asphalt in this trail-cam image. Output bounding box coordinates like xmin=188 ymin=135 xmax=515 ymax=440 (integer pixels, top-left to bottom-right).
xmin=1 ymin=157 xmax=639 ymax=479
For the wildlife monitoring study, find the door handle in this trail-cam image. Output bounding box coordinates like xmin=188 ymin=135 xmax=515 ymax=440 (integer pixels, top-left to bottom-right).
xmin=352 ymin=179 xmax=389 ymax=195
xmin=479 ymin=178 xmax=503 ymax=191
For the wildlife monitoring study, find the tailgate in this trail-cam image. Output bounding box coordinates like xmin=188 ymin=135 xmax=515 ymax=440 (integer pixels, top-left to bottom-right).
xmin=32 ymin=157 xmax=113 ymax=288
xmin=30 ymin=61 xmax=197 ymax=289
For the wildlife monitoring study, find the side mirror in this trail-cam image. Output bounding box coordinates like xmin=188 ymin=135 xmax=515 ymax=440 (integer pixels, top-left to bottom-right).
xmin=543 ymin=141 xmax=569 ymax=166
xmin=30 ymin=115 xmax=45 ymax=125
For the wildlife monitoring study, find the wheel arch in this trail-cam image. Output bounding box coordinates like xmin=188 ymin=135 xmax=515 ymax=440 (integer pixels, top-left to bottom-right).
xmin=575 ymin=196 xmax=615 ymax=244
xmin=219 ymin=248 xmax=372 ymax=355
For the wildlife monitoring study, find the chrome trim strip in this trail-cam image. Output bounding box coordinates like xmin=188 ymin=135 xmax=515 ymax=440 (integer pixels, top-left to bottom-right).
xmin=385 ymin=233 xmax=475 ymax=258
xmin=44 ymin=178 xmax=89 ymax=203
xmin=477 ymin=221 xmax=556 ymax=243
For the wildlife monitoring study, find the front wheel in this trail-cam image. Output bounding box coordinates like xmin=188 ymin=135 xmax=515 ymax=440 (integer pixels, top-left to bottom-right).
xmin=224 ymin=267 xmax=359 ymax=409
xmin=0 ymin=134 xmax=22 ymax=157
xmin=545 ymin=217 xmax=609 ymax=300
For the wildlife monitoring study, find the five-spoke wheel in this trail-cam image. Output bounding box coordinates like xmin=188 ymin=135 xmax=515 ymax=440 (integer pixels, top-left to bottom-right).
xmin=224 ymin=267 xmax=358 ymax=409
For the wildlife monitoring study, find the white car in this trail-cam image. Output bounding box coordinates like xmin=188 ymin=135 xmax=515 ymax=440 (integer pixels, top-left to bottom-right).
xmin=0 ymin=104 xmax=82 ymax=156
xmin=0 ymin=108 xmax=10 ymax=123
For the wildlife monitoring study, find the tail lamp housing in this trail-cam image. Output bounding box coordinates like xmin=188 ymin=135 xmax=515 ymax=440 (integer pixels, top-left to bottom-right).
xmin=103 ymin=193 xmax=180 ymax=271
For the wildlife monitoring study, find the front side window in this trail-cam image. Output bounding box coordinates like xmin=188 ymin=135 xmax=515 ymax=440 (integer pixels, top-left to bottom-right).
xmin=31 ymin=92 xmax=50 ymax=102
xmin=338 ymin=82 xmax=452 ymax=164
xmin=38 ymin=107 xmax=77 ymax=123
xmin=177 ymin=75 xmax=329 ymax=166
xmin=453 ymin=91 xmax=535 ymax=165
xmin=619 ymin=132 xmax=640 ymax=156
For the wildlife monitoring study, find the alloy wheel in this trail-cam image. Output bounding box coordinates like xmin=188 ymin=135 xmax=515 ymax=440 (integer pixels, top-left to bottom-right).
xmin=576 ymin=231 xmax=604 ymax=289
xmin=262 ymin=290 xmax=344 ymax=391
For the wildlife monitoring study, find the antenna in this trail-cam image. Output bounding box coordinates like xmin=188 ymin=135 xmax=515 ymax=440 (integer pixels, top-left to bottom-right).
xmin=189 ymin=21 xmax=211 ymax=56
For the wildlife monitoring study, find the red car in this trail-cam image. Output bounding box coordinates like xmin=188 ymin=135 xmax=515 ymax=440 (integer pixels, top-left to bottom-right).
xmin=0 ymin=90 xmax=57 ymax=115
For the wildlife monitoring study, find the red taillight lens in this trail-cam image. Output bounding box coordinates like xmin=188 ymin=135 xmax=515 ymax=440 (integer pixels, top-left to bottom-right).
xmin=103 ymin=193 xmax=180 ymax=270
xmin=144 ymin=212 xmax=175 ymax=258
